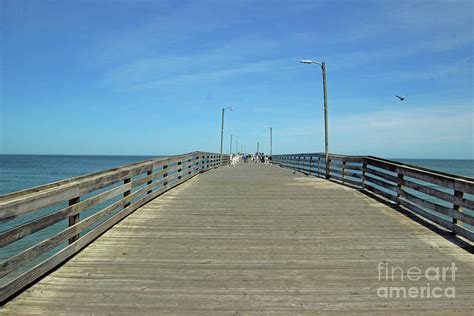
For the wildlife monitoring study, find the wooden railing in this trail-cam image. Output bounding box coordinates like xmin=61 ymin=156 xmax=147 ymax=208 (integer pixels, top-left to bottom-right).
xmin=272 ymin=153 xmax=474 ymax=242
xmin=0 ymin=152 xmax=229 ymax=302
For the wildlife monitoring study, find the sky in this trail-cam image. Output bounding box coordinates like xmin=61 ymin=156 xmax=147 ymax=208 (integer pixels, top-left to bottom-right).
xmin=1 ymin=0 xmax=472 ymax=158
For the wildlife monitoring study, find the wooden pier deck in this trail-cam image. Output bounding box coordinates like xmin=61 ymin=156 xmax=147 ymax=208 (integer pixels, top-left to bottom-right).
xmin=2 ymin=163 xmax=473 ymax=314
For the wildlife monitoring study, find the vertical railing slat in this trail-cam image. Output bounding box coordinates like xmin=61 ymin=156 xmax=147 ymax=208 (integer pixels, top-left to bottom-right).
xmin=68 ymin=197 xmax=80 ymax=244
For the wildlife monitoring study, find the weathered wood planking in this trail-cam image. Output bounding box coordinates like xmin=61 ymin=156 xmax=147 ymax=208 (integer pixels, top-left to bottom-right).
xmin=272 ymin=153 xmax=474 ymax=241
xmin=3 ymin=163 xmax=473 ymax=313
xmin=0 ymin=151 xmax=229 ymax=302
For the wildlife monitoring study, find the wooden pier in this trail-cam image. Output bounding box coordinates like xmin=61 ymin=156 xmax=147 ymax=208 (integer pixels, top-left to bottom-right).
xmin=1 ymin=153 xmax=473 ymax=314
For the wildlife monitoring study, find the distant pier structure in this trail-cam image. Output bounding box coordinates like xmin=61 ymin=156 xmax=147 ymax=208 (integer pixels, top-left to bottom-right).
xmin=1 ymin=152 xmax=473 ymax=313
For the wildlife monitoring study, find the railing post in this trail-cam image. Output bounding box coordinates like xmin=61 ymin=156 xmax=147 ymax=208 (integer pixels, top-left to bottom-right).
xmin=396 ymin=173 xmax=404 ymax=205
xmin=68 ymin=196 xmax=80 ymax=244
xmin=123 ymin=178 xmax=131 ymax=208
xmin=177 ymin=161 xmax=182 ymax=180
xmin=453 ymin=190 xmax=463 ymax=234
xmin=163 ymin=165 xmax=168 ymax=186
xmin=326 ymin=157 xmax=331 ymax=179
xmin=317 ymin=156 xmax=320 ymax=177
xmin=147 ymin=169 xmax=153 ymax=194
xmin=309 ymin=156 xmax=313 ymax=175
xmin=342 ymin=161 xmax=346 ymax=184
xmin=362 ymin=160 xmax=367 ymax=189
xmin=188 ymin=157 xmax=192 ymax=175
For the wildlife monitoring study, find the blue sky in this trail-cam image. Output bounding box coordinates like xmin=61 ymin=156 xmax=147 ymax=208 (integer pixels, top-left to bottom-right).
xmin=1 ymin=0 xmax=472 ymax=158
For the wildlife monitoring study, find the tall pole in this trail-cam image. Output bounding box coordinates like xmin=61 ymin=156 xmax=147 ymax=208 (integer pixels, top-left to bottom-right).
xmin=301 ymin=59 xmax=329 ymax=178
xmin=257 ymin=141 xmax=259 ymax=154
xmin=322 ymin=62 xmax=329 ymax=178
xmin=270 ymin=127 xmax=273 ymax=157
xmin=236 ymin=140 xmax=239 ymax=154
xmin=220 ymin=108 xmax=225 ymax=165
xmin=230 ymin=134 xmax=233 ymax=154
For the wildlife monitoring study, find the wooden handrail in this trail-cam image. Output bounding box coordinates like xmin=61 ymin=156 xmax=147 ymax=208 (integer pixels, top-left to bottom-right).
xmin=272 ymin=153 xmax=474 ymax=242
xmin=0 ymin=151 xmax=229 ymax=302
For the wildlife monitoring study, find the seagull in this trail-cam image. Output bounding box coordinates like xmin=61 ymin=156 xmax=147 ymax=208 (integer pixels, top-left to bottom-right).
xmin=395 ymin=95 xmax=406 ymax=101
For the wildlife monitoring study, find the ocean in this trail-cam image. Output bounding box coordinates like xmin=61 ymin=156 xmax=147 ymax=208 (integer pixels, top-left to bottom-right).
xmin=393 ymin=159 xmax=474 ymax=178
xmin=0 ymin=155 xmax=156 ymax=196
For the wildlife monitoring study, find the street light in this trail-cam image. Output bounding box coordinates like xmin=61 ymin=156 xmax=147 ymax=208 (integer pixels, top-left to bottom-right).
xmin=300 ymin=59 xmax=329 ymax=178
xmin=220 ymin=107 xmax=234 ymax=164
xmin=230 ymin=134 xmax=234 ymax=154
xmin=264 ymin=126 xmax=272 ymax=157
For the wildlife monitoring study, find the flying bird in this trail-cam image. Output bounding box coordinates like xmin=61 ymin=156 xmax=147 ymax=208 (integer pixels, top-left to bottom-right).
xmin=395 ymin=95 xmax=406 ymax=101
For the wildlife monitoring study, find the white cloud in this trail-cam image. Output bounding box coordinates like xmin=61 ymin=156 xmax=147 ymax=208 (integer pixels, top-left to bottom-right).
xmin=274 ymin=103 xmax=473 ymax=158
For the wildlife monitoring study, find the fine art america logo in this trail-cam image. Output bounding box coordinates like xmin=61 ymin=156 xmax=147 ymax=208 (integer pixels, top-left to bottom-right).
xmin=377 ymin=262 xmax=457 ymax=299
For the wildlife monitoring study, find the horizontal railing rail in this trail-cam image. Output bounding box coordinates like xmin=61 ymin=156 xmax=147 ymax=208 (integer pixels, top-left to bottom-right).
xmin=272 ymin=153 xmax=474 ymax=242
xmin=0 ymin=151 xmax=229 ymax=302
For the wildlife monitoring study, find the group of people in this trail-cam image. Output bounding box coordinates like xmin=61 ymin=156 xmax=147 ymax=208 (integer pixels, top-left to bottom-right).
xmin=229 ymin=152 xmax=271 ymax=166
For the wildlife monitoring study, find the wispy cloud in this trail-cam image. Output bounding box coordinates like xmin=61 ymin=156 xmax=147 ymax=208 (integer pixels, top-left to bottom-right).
xmin=103 ymin=56 xmax=294 ymax=91
xmin=275 ymin=103 xmax=473 ymax=158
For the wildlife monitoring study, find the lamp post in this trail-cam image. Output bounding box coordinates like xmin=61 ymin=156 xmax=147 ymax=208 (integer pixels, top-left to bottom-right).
xmin=300 ymin=59 xmax=329 ymax=178
xmin=230 ymin=134 xmax=233 ymax=154
xmin=220 ymin=107 xmax=234 ymax=164
xmin=264 ymin=126 xmax=272 ymax=157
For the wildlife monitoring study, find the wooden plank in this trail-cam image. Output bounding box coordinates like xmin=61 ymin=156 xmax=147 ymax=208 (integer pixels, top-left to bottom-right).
xmin=0 ymin=182 xmax=133 ymax=247
xmin=328 ymin=154 xmax=364 ymax=162
xmin=364 ymin=183 xmax=398 ymax=203
xmin=454 ymin=179 xmax=474 ymax=195
xmin=401 ymin=178 xmax=453 ymax=202
xmin=365 ymin=167 xmax=399 ymax=184
xmin=399 ymin=199 xmax=454 ymax=232
xmin=452 ymin=225 xmax=474 ymax=241
xmin=330 ymin=175 xmax=362 ymax=187
xmin=401 ymin=190 xmax=453 ymax=217
xmin=398 ymin=167 xmax=455 ymax=190
xmin=365 ymin=174 xmax=399 ymax=193
xmin=365 ymin=157 xmax=398 ymax=173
